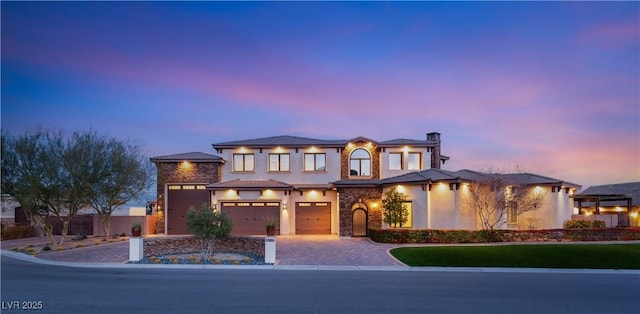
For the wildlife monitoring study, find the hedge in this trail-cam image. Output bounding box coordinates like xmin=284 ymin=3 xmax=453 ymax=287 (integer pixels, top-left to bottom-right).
xmin=564 ymin=220 xmax=606 ymax=229
xmin=368 ymin=227 xmax=640 ymax=244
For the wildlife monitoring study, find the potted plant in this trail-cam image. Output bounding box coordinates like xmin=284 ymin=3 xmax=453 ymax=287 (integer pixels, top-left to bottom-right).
xmin=131 ymin=220 xmax=142 ymax=237
xmin=264 ymin=216 xmax=278 ymax=236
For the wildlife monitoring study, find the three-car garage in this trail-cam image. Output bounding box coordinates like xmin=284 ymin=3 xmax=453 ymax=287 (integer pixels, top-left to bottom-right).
xmin=165 ymin=184 xmax=333 ymax=235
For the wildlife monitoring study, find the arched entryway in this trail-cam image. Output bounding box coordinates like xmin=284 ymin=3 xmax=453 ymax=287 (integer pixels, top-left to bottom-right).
xmin=352 ymin=208 xmax=368 ymax=237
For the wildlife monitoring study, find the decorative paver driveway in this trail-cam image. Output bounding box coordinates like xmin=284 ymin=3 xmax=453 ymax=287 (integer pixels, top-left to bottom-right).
xmin=37 ymin=242 xmax=130 ymax=263
xmin=2 ymin=235 xmax=403 ymax=266
xmin=275 ymin=235 xmax=403 ymax=266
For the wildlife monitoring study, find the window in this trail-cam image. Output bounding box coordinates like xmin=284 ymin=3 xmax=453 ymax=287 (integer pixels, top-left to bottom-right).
xmin=269 ymin=153 xmax=290 ymax=172
xmin=304 ymin=153 xmax=326 ymax=171
xmin=350 ymin=148 xmax=371 ymax=176
xmin=407 ymin=152 xmax=421 ymax=170
xmin=389 ymin=153 xmax=402 ymax=170
xmin=233 ymin=154 xmax=254 ymax=172
xmin=508 ymin=201 xmax=518 ymax=224
xmin=400 ymin=201 xmax=413 ymax=228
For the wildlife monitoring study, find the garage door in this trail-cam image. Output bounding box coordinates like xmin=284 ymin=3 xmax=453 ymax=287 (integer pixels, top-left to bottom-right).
xmin=167 ymin=184 xmax=209 ymax=235
xmin=221 ymin=202 xmax=280 ymax=235
xmin=296 ymin=202 xmax=331 ymax=234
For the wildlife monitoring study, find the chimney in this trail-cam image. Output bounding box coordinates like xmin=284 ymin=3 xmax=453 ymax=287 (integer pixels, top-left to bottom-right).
xmin=427 ymin=132 xmax=441 ymax=169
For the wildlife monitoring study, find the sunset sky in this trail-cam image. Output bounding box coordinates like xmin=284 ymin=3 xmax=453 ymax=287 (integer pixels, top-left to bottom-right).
xmin=2 ymin=1 xmax=638 ymax=190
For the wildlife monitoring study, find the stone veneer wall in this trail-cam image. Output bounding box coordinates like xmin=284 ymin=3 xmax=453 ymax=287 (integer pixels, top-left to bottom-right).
xmin=340 ymin=141 xmax=381 ymax=180
xmin=143 ymin=236 xmax=265 ymax=257
xmin=153 ymin=162 xmax=222 ymax=233
xmin=338 ymin=187 xmax=383 ymax=236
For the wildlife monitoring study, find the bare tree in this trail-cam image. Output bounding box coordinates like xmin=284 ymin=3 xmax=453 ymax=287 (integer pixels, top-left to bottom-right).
xmin=83 ymin=133 xmax=154 ymax=240
xmin=464 ymin=170 xmax=546 ymax=230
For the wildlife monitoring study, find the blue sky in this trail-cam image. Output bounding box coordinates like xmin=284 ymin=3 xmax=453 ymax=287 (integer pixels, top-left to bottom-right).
xmin=2 ymin=1 xmax=638 ymax=189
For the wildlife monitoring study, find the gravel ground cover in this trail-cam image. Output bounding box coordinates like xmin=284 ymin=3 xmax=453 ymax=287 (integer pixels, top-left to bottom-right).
xmin=129 ymin=252 xmax=267 ymax=265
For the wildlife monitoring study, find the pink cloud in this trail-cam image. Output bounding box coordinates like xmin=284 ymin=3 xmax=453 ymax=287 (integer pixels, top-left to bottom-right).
xmin=576 ymin=18 xmax=639 ymax=50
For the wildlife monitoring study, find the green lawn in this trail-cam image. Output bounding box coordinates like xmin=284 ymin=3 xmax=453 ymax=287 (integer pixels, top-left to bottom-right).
xmin=390 ymin=244 xmax=640 ymax=269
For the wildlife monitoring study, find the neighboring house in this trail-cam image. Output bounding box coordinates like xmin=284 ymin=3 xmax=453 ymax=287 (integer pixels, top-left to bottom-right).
xmin=150 ymin=132 xmax=580 ymax=236
xmin=573 ymin=182 xmax=640 ymax=227
xmin=1 ymin=194 xmax=22 ymax=227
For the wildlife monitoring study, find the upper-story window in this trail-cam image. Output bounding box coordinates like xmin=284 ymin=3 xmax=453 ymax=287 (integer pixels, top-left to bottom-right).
xmin=233 ymin=153 xmax=254 ymax=172
xmin=304 ymin=153 xmax=326 ymax=171
xmin=350 ymin=148 xmax=371 ymax=176
xmin=269 ymin=153 xmax=290 ymax=172
xmin=407 ymin=152 xmax=421 ymax=170
xmin=389 ymin=153 xmax=402 ymax=170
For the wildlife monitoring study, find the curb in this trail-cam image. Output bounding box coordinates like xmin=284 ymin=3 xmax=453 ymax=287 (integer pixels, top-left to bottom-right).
xmin=3 ymin=250 xmax=639 ymax=274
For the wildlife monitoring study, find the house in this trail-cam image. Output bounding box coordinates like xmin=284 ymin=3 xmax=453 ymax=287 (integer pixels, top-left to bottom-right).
xmin=573 ymin=182 xmax=640 ymax=227
xmin=150 ymin=132 xmax=580 ymax=236
xmin=1 ymin=194 xmax=22 ymax=227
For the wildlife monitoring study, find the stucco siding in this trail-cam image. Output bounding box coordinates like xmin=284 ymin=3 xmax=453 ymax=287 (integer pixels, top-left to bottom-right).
xmin=220 ymin=147 xmax=341 ymax=184
xmin=456 ymin=185 xmax=477 ymax=229
xmin=382 ymin=185 xmax=428 ymax=229
xmin=511 ymin=186 xmax=570 ymax=230
xmin=428 ymin=183 xmax=457 ymax=229
xmin=380 ymin=147 xmax=432 ymax=179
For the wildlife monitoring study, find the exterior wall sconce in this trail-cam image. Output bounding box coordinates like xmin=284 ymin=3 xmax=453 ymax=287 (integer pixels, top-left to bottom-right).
xmin=283 ymin=203 xmax=287 ymax=210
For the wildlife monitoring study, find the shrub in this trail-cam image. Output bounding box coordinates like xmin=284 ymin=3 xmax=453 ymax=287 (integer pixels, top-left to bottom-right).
xmin=592 ymin=220 xmax=606 ymax=228
xmin=564 ymin=220 xmax=592 ymax=229
xmin=186 ymin=204 xmax=233 ymax=261
xmin=369 ymin=228 xmax=507 ymax=243
xmin=370 ymin=227 xmax=640 ymax=243
xmin=1 ymin=225 xmax=34 ymax=240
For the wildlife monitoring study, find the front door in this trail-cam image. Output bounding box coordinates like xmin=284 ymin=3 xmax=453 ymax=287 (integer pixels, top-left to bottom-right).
xmin=352 ymin=208 xmax=368 ymax=237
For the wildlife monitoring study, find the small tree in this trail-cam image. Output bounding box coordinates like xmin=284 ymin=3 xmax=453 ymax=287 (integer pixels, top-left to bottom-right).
xmin=186 ymin=204 xmax=233 ymax=260
xmin=382 ymin=188 xmax=409 ymax=228
xmin=81 ymin=133 xmax=154 ymax=240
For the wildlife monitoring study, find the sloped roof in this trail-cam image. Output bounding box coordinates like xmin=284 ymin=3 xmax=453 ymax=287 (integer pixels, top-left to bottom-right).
xmin=379 ymin=138 xmax=438 ymax=147
xmin=379 ymin=169 xmax=580 ymax=188
xmin=213 ymin=135 xmax=345 ymax=148
xmin=292 ymin=184 xmax=333 ymax=190
xmin=580 ymin=182 xmax=640 ymax=206
xmin=346 ymin=136 xmax=378 ymax=144
xmin=500 ymin=173 xmax=580 ymax=188
xmin=150 ymin=152 xmax=223 ymax=163
xmin=332 ymin=179 xmax=382 ymax=187
xmin=453 ymin=169 xmax=491 ymax=181
xmin=213 ymin=135 xmax=441 ymax=149
xmin=382 ymin=169 xmax=459 ymax=184
xmin=207 ymin=179 xmax=292 ymax=190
